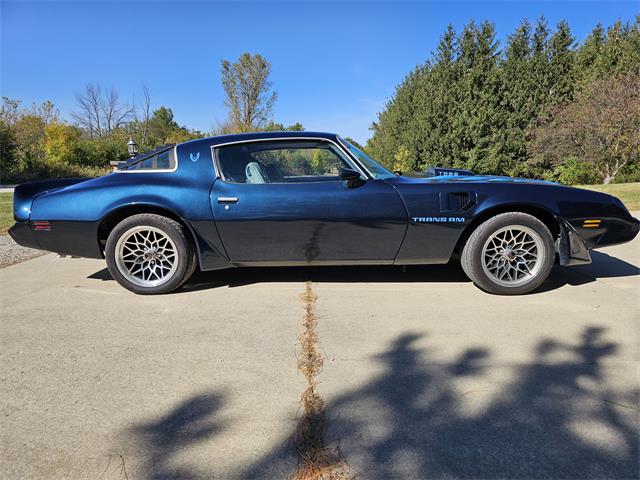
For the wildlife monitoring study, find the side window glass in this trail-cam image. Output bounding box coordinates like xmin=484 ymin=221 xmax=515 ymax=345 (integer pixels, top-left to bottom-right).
xmin=216 ymin=141 xmax=352 ymax=184
xmin=156 ymin=150 xmax=172 ymax=169
xmin=136 ymin=156 xmax=155 ymax=169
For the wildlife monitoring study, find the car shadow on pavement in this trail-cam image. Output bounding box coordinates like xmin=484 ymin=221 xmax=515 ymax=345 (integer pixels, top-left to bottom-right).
xmin=567 ymin=251 xmax=639 ymax=280
xmin=182 ymin=263 xmax=470 ymax=291
xmin=239 ymin=327 xmax=638 ymax=479
xmin=539 ymin=251 xmax=639 ymax=291
xmin=88 ymin=250 xmax=638 ymax=294
xmin=88 ymin=262 xmax=470 ymax=291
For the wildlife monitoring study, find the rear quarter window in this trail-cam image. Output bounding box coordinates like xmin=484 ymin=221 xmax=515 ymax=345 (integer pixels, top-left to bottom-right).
xmin=129 ymin=149 xmax=176 ymax=170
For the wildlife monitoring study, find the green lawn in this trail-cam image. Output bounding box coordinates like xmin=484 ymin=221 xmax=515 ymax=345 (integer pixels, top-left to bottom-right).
xmin=578 ymin=182 xmax=640 ymax=211
xmin=1 ymin=192 xmax=13 ymax=235
xmin=0 ymin=182 xmax=637 ymax=236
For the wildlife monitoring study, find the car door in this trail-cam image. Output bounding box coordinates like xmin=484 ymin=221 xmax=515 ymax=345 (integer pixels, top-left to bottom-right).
xmin=210 ymin=139 xmax=408 ymax=265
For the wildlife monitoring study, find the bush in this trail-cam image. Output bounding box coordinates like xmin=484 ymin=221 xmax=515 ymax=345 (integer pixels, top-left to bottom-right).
xmin=613 ymin=163 xmax=640 ymax=184
xmin=545 ymin=157 xmax=601 ymax=185
xmin=0 ymin=121 xmax=19 ymax=183
xmin=8 ymin=163 xmax=109 ymax=182
xmin=43 ymin=122 xmax=81 ymax=168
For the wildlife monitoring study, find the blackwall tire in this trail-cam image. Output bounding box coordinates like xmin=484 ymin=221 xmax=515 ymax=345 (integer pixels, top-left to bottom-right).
xmin=461 ymin=212 xmax=555 ymax=295
xmin=105 ymin=214 xmax=195 ymax=295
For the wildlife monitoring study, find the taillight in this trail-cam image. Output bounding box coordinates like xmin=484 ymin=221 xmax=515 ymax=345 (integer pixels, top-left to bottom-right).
xmin=32 ymin=221 xmax=51 ymax=231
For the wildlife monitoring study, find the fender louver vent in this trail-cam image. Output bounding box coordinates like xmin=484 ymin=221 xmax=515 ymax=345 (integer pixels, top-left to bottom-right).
xmin=441 ymin=192 xmax=474 ymax=211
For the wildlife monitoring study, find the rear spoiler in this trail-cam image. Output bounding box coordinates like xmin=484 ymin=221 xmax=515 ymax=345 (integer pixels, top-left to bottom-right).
xmin=426 ymin=166 xmax=475 ymax=177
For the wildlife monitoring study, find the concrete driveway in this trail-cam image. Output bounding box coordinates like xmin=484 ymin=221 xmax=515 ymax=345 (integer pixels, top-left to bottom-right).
xmin=1 ymin=236 xmax=638 ymax=479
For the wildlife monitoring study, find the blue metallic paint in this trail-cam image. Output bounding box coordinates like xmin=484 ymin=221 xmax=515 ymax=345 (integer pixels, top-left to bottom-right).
xmin=211 ymin=178 xmax=407 ymax=264
xmin=9 ymin=131 xmax=640 ymax=271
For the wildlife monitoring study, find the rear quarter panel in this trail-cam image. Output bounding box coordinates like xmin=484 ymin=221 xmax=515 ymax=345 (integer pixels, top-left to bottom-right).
xmin=28 ymin=141 xmax=225 ymax=262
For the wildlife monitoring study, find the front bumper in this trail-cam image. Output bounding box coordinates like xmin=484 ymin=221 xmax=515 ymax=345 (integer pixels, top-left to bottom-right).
xmin=558 ymin=215 xmax=640 ymax=266
xmin=596 ymin=216 xmax=640 ymax=247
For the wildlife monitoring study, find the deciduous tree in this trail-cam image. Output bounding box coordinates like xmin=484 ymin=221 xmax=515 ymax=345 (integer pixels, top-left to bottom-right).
xmin=220 ymin=53 xmax=277 ymax=132
xmin=72 ymin=83 xmax=134 ymax=138
xmin=529 ymin=74 xmax=640 ymax=184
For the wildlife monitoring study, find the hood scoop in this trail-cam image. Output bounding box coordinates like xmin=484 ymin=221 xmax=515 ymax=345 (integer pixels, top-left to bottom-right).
xmin=426 ymin=166 xmax=476 ymax=177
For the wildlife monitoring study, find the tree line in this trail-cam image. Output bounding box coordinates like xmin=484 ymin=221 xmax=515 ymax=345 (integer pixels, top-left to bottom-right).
xmin=0 ymin=86 xmax=205 ymax=182
xmin=1 ymin=18 xmax=639 ymax=184
xmin=366 ymin=17 xmax=640 ymax=184
xmin=0 ymin=52 xmax=298 ymax=183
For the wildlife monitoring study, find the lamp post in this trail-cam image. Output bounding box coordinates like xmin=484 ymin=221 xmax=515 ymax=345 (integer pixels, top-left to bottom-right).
xmin=127 ymin=137 xmax=139 ymax=158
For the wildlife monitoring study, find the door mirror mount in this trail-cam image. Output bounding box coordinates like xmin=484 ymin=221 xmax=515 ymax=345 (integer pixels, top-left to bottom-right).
xmin=340 ymin=168 xmax=365 ymax=188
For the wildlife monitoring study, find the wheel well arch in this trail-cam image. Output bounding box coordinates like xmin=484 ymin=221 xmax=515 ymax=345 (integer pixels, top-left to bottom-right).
xmin=453 ymin=204 xmax=560 ymax=255
xmin=97 ymin=204 xmax=194 ymax=255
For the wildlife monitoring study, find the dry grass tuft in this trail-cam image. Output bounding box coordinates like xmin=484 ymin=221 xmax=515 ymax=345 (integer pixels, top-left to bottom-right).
xmin=298 ymin=283 xmax=323 ymax=381
xmin=290 ymin=282 xmax=355 ymax=480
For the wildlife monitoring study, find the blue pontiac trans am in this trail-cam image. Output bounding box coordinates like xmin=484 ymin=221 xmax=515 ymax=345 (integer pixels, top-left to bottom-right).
xmin=9 ymin=131 xmax=639 ymax=295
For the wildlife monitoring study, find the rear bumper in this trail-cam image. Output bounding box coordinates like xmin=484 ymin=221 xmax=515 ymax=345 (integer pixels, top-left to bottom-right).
xmin=8 ymin=221 xmax=41 ymax=250
xmin=9 ymin=220 xmax=102 ymax=259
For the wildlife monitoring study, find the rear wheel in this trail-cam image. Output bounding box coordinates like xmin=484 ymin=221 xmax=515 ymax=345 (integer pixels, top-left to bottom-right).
xmin=105 ymin=214 xmax=195 ymax=294
xmin=461 ymin=212 xmax=555 ymax=295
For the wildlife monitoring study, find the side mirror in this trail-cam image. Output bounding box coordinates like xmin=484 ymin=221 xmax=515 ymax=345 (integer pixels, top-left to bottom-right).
xmin=339 ymin=168 xmax=364 ymax=188
xmin=340 ymin=168 xmax=360 ymax=180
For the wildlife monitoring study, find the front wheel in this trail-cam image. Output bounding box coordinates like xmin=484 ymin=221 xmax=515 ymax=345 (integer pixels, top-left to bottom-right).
xmin=105 ymin=214 xmax=196 ymax=294
xmin=461 ymin=212 xmax=555 ymax=295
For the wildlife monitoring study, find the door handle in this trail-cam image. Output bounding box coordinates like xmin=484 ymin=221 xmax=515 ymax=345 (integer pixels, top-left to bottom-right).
xmin=217 ymin=196 xmax=238 ymax=204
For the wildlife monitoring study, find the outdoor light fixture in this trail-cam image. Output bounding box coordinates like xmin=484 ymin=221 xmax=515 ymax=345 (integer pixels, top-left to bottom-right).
xmin=127 ymin=137 xmax=139 ymax=158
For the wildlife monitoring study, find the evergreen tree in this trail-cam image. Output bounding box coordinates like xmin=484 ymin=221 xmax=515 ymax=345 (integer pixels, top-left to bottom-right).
xmin=367 ymin=17 xmax=639 ymax=183
xmin=546 ymin=21 xmax=576 ymax=104
xmin=575 ymin=23 xmax=605 ymax=82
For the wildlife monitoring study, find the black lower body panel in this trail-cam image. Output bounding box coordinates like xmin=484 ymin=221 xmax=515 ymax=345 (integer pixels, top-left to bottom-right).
xmin=10 ymin=220 xmax=102 ymax=259
xmin=9 ymin=221 xmax=41 ymax=250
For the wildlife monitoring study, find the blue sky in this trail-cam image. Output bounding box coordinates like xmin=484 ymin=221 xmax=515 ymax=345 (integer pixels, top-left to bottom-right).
xmin=2 ymin=1 xmax=638 ymax=143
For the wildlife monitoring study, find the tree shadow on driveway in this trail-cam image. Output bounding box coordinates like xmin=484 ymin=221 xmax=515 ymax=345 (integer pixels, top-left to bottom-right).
xmin=122 ymin=391 xmax=227 ymax=479
xmin=121 ymin=329 xmax=638 ymax=479
xmin=241 ymin=327 xmax=638 ymax=479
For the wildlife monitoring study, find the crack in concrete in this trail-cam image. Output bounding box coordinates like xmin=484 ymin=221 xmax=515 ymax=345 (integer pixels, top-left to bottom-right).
xmin=290 ymin=281 xmax=355 ymax=480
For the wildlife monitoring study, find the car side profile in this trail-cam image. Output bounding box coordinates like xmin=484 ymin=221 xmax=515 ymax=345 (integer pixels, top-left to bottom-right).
xmin=9 ymin=131 xmax=639 ymax=295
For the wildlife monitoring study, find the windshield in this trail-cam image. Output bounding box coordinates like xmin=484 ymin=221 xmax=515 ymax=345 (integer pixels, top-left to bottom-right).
xmin=340 ymin=139 xmax=396 ymax=180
